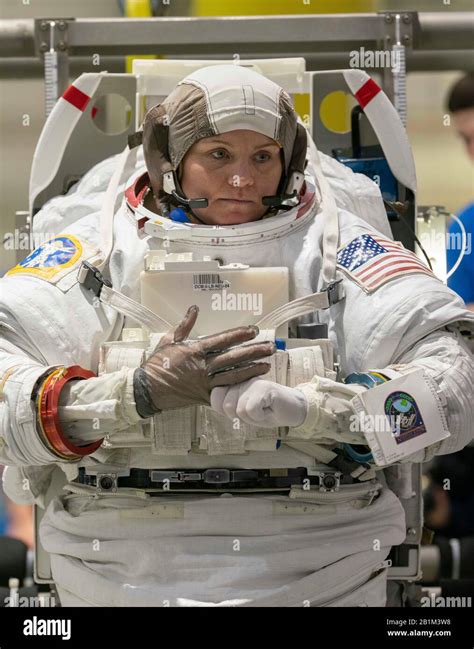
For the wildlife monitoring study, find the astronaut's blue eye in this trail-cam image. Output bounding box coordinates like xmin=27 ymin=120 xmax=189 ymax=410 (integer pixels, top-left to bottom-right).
xmin=210 ymin=150 xmax=228 ymax=160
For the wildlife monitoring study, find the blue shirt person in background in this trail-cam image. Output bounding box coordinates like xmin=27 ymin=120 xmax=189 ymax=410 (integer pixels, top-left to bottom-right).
xmin=447 ymin=203 xmax=474 ymax=309
xmin=445 ymin=72 xmax=474 ymax=311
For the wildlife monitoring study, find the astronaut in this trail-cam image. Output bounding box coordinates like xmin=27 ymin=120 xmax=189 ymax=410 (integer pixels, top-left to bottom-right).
xmin=0 ymin=64 xmax=473 ymax=607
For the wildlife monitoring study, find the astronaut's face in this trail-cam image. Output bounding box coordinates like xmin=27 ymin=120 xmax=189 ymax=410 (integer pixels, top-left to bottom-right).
xmin=180 ymin=129 xmax=284 ymax=225
xmin=452 ymin=107 xmax=474 ymax=162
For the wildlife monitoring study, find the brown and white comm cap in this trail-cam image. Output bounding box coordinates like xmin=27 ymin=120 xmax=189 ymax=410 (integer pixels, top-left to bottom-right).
xmin=138 ymin=64 xmax=306 ymax=203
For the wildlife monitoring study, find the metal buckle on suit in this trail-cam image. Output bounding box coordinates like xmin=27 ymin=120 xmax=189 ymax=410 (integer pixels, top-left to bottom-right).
xmin=149 ymin=470 xmax=202 ymax=483
xmin=79 ymin=261 xmax=112 ymax=298
xmin=149 ymin=469 xmax=261 ymax=486
xmin=201 ymin=469 xmax=259 ymax=484
xmin=323 ymin=278 xmax=344 ymax=307
xmin=202 ymin=469 xmax=231 ymax=484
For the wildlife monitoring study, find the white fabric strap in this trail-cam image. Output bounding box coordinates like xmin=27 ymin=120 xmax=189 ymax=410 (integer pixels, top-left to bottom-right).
xmin=308 ymin=138 xmax=340 ymax=287
xmin=97 ymin=145 xmax=140 ymax=273
xmin=81 ymin=143 xmax=172 ymax=333
xmin=255 ymin=289 xmax=331 ymax=330
xmin=99 ymin=284 xmax=172 ymax=333
xmin=89 ymin=274 xmax=338 ymax=337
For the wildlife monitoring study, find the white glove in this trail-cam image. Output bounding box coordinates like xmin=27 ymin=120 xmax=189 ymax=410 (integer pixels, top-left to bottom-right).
xmin=210 ymin=378 xmax=308 ymax=428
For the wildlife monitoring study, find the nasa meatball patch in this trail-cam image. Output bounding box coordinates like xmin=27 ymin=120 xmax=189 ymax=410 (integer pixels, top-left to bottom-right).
xmin=336 ymin=233 xmax=435 ymax=293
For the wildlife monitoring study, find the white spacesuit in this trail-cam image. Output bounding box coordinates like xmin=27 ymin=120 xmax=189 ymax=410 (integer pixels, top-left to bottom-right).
xmin=1 ymin=65 xmax=473 ymax=607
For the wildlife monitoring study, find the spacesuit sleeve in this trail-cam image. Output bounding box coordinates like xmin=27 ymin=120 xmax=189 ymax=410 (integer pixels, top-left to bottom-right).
xmin=0 ymin=332 xmax=64 ymax=467
xmin=390 ymin=327 xmax=474 ymax=462
xmin=0 ymin=330 xmax=143 ymax=466
xmin=290 ymin=326 xmax=473 ymax=465
xmin=56 ymin=368 xmax=144 ymax=445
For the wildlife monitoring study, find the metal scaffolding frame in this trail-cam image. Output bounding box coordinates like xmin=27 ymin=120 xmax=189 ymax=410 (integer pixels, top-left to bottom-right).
xmin=0 ymin=12 xmax=473 ymax=104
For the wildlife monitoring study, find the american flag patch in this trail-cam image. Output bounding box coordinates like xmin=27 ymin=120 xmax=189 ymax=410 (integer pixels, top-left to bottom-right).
xmin=337 ymin=234 xmax=434 ymax=293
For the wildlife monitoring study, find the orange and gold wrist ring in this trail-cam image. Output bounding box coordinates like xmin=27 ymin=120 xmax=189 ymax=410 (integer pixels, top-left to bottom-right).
xmin=38 ymin=366 xmax=104 ymax=460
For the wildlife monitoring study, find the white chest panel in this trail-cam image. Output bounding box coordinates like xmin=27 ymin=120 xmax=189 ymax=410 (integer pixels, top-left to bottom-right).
xmin=140 ymin=253 xmax=290 ymax=337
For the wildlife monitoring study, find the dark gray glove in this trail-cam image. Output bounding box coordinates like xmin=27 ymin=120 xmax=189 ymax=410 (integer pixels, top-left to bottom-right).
xmin=133 ymin=305 xmax=275 ymax=416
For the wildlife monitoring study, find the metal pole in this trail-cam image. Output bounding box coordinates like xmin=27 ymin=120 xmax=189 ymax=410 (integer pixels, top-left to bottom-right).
xmin=0 ymin=14 xmax=473 ymax=57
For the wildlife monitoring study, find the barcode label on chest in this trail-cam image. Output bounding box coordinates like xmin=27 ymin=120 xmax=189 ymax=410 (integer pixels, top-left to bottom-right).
xmin=193 ymin=273 xmax=231 ymax=291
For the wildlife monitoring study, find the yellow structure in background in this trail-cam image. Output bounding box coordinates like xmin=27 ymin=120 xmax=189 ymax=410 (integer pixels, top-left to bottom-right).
xmin=122 ymin=1 xmax=373 ymax=132
xmin=191 ymin=0 xmax=372 ymax=131
xmin=192 ymin=0 xmax=375 ymax=15
xmin=125 ymin=0 xmax=157 ymax=74
xmin=293 ymin=93 xmax=311 ymax=128
xmin=320 ymin=91 xmax=357 ymax=134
